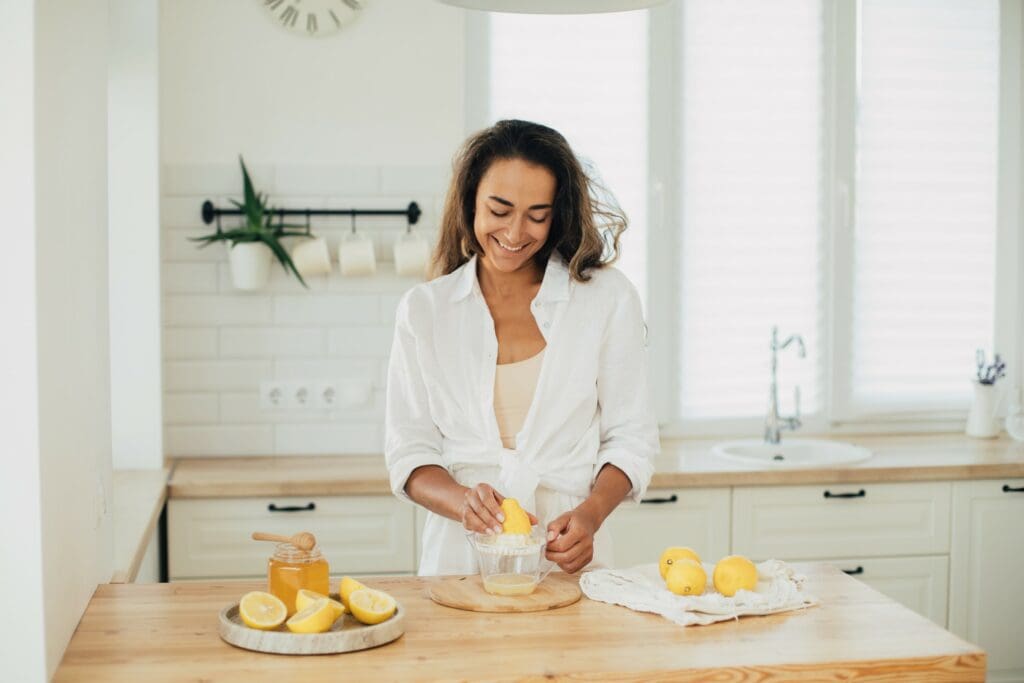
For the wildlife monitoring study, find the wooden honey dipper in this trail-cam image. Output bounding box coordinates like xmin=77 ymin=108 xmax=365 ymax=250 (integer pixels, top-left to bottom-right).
xmin=251 ymin=530 xmax=317 ymax=551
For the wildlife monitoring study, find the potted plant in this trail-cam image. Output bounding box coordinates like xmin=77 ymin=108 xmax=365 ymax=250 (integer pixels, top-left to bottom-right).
xmin=191 ymin=156 xmax=310 ymax=290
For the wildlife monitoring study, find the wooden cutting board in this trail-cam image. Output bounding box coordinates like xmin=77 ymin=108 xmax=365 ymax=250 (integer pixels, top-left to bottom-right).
xmin=427 ymin=572 xmax=582 ymax=613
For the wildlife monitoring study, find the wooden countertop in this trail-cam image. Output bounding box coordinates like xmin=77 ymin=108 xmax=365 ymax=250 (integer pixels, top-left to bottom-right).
xmin=54 ymin=563 xmax=983 ymax=681
xmin=110 ymin=468 xmax=169 ymax=583
xmin=168 ymin=433 xmax=1024 ymax=498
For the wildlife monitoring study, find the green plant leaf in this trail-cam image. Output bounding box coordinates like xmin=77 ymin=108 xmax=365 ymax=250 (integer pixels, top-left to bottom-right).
xmin=259 ymin=233 xmax=309 ymax=288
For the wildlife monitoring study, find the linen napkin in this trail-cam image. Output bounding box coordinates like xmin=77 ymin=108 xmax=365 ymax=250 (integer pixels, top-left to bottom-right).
xmin=579 ymin=559 xmax=819 ymax=626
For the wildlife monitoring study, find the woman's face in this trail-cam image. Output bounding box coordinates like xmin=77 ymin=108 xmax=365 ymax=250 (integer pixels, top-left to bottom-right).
xmin=473 ymin=157 xmax=556 ymax=275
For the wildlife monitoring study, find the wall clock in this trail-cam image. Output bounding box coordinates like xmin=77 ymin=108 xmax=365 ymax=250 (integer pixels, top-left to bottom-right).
xmin=262 ymin=0 xmax=364 ymax=37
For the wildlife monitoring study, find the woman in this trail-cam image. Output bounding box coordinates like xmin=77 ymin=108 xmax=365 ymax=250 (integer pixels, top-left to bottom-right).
xmin=385 ymin=119 xmax=659 ymax=576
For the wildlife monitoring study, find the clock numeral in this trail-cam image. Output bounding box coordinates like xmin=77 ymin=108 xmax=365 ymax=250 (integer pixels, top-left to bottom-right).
xmin=341 ymin=0 xmax=362 ymax=10
xmin=280 ymin=5 xmax=299 ymax=28
xmin=307 ymin=13 xmax=318 ymax=34
xmin=329 ymin=9 xmax=342 ymax=27
xmin=265 ymin=0 xmax=284 ymax=10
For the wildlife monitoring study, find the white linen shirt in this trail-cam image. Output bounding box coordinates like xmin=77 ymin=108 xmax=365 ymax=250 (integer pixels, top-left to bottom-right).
xmin=384 ymin=253 xmax=659 ymax=524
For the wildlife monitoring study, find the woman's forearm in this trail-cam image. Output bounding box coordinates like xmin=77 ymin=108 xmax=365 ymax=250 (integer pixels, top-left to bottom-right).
xmin=578 ymin=463 xmax=633 ymax=528
xmin=404 ymin=465 xmax=468 ymax=522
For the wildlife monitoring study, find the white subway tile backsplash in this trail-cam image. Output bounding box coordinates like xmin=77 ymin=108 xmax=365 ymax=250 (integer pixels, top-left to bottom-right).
xmin=164 ymin=393 xmax=220 ymax=424
xmin=275 ymin=165 xmax=380 ymax=196
xmin=328 ymin=327 xmax=394 ymax=358
xmin=163 ymin=328 xmax=218 ymax=359
xmin=161 ymin=196 xmax=208 ymax=229
xmin=162 ymin=162 xmax=275 ymax=197
xmin=273 ymin=358 xmax=379 ymax=383
xmin=217 ymin=262 xmax=330 ymax=294
xmin=165 ymin=360 xmax=272 ymax=392
xmin=163 ymin=263 xmax=220 ymax=293
xmin=379 ymin=165 xmax=451 ymax=196
xmin=163 ymin=228 xmax=227 ymax=263
xmin=274 ymin=423 xmax=382 ymax=455
xmin=164 ymin=295 xmax=273 ymax=326
xmin=165 ymin=424 xmax=274 ymax=456
xmin=272 ymin=294 xmax=379 ymax=326
xmin=219 ymin=327 xmax=326 ymax=358
xmin=379 ymin=294 xmax=402 ymax=325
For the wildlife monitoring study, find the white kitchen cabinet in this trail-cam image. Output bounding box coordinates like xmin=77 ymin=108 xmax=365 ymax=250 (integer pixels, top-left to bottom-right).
xmin=949 ymin=478 xmax=1024 ymax=683
xmin=168 ymin=495 xmax=415 ymax=579
xmin=603 ymin=488 xmax=731 ymax=568
xmin=732 ymin=482 xmax=951 ymax=560
xmin=821 ymin=555 xmax=949 ymax=627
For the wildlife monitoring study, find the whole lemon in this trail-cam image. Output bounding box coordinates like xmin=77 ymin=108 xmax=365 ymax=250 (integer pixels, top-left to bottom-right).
xmin=713 ymin=555 xmax=758 ymax=597
xmin=659 ymin=546 xmax=702 ymax=579
xmin=665 ymin=558 xmax=707 ymax=596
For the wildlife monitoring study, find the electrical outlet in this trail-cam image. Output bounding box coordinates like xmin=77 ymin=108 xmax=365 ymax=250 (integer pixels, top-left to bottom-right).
xmin=260 ymin=381 xmax=287 ymax=411
xmin=289 ymin=382 xmax=312 ymax=410
xmin=313 ymin=381 xmax=338 ymax=411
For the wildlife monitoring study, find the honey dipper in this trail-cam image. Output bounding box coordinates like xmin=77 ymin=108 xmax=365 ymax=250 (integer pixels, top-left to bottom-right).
xmin=251 ymin=530 xmax=317 ymax=551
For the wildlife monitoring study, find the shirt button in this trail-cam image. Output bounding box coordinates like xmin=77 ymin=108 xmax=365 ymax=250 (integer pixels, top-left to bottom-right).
xmin=542 ymin=322 xmax=550 ymax=329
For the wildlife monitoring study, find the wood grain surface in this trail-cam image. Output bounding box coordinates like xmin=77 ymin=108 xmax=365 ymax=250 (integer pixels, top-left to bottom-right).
xmin=427 ymin=571 xmax=581 ymax=613
xmin=168 ymin=434 xmax=1024 ymax=498
xmin=54 ymin=563 xmax=985 ymax=682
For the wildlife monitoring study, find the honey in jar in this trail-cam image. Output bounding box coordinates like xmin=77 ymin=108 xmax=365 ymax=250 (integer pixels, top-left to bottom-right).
xmin=267 ymin=542 xmax=330 ymax=615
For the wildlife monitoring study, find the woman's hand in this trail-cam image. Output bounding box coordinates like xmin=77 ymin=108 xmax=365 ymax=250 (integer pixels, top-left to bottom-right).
xmin=544 ymin=504 xmax=601 ymax=574
xmin=459 ymin=483 xmax=538 ymax=534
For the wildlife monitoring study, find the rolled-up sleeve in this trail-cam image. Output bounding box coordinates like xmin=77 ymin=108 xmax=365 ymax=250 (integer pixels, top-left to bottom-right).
xmin=384 ymin=290 xmax=445 ymax=503
xmin=595 ymin=278 xmax=660 ymax=504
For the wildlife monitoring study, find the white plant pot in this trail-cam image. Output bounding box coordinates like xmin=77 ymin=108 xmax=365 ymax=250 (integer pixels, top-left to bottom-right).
xmin=228 ymin=241 xmax=273 ymax=291
xmin=965 ymin=381 xmax=1000 ymax=439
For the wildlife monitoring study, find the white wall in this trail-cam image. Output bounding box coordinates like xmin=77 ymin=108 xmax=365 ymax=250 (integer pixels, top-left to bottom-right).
xmin=159 ymin=0 xmax=466 ymax=456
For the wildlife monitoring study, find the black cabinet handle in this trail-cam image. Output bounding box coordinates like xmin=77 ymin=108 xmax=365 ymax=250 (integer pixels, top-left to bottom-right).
xmin=267 ymin=502 xmax=316 ymax=512
xmin=640 ymin=494 xmax=679 ymax=505
xmin=842 ymin=566 xmax=864 ymax=575
xmin=1003 ymin=484 xmax=1024 ymax=493
xmin=823 ymin=489 xmax=866 ymax=499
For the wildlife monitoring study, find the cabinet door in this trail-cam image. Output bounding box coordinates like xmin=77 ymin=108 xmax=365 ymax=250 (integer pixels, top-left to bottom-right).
xmin=732 ymin=482 xmax=951 ymax=560
xmin=824 ymin=555 xmax=948 ymax=627
xmin=949 ymin=478 xmax=1024 ymax=682
xmin=602 ymin=488 xmax=731 ymax=568
xmin=169 ymin=495 xmax=415 ymax=579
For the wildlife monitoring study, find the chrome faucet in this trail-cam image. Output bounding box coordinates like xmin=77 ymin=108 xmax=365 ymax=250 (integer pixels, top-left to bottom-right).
xmin=765 ymin=326 xmax=805 ymax=445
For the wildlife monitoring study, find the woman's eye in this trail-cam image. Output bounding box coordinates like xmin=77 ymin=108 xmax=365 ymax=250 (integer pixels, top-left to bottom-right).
xmin=490 ymin=210 xmax=510 ymax=218
xmin=529 ymin=215 xmax=549 ymax=224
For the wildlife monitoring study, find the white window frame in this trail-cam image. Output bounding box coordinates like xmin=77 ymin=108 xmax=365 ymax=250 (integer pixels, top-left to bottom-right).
xmin=465 ymin=0 xmax=1023 ymax=438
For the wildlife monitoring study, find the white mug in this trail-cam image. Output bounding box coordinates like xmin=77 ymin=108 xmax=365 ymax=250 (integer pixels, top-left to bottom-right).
xmin=393 ymin=232 xmax=430 ymax=278
xmin=338 ymin=233 xmax=377 ymax=276
xmin=289 ymin=236 xmax=332 ymax=277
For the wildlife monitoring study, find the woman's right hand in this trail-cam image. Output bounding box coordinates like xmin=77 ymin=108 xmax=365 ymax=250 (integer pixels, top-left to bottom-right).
xmin=460 ymin=483 xmax=507 ymax=535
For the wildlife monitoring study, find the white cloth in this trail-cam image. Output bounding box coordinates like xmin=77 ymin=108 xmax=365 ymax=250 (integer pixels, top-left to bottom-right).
xmin=579 ymin=560 xmax=819 ymax=626
xmin=384 ymin=254 xmax=660 ymax=576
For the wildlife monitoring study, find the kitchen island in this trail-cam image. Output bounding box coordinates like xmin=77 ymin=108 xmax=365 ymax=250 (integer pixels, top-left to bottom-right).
xmin=55 ymin=563 xmax=983 ymax=681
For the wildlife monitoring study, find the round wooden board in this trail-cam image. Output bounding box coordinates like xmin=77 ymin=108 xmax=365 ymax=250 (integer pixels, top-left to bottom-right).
xmin=428 ymin=572 xmax=582 ymax=613
xmin=218 ymin=594 xmax=404 ymax=655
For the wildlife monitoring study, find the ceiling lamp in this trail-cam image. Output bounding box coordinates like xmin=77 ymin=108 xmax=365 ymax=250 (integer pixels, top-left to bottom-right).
xmin=437 ymin=0 xmax=668 ymax=14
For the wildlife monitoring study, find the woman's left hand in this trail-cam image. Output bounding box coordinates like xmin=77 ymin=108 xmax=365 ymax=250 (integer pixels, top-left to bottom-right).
xmin=544 ymin=504 xmax=601 ymax=574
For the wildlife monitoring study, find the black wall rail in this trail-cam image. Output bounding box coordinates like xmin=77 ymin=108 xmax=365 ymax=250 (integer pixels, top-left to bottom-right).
xmin=200 ymin=199 xmax=422 ymax=230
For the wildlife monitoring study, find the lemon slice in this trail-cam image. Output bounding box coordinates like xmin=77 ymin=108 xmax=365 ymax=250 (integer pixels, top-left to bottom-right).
xmin=348 ymin=588 xmax=397 ymax=625
xmin=285 ymin=598 xmax=336 ymax=634
xmin=338 ymin=576 xmax=367 ymax=609
xmin=238 ymin=591 xmax=287 ymax=631
xmin=295 ymin=588 xmax=346 ymax=620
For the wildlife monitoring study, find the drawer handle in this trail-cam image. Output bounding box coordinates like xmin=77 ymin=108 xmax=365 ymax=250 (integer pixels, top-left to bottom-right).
xmin=823 ymin=489 xmax=866 ymax=499
xmin=267 ymin=502 xmax=316 ymax=513
xmin=1003 ymin=484 xmax=1024 ymax=493
xmin=640 ymin=494 xmax=679 ymax=505
xmin=842 ymin=566 xmax=864 ymax=576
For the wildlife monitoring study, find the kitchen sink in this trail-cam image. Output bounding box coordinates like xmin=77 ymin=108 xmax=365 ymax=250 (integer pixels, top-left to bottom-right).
xmin=712 ymin=439 xmax=873 ymax=468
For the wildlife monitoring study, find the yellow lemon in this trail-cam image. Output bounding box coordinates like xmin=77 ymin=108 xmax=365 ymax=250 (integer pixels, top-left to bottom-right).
xmin=713 ymin=555 xmax=759 ymax=597
xmin=659 ymin=546 xmax=702 ymax=580
xmin=500 ymin=498 xmax=532 ymax=535
xmin=238 ymin=591 xmax=287 ymax=631
xmin=285 ymin=598 xmax=335 ymax=634
xmin=665 ymin=558 xmax=707 ymax=596
xmin=295 ymin=588 xmax=346 ymax=620
xmin=348 ymin=588 xmax=397 ymax=625
xmin=339 ymin=576 xmax=367 ymax=609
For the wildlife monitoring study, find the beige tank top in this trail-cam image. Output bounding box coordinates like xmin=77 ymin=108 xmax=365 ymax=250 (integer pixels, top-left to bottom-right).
xmin=493 ymin=348 xmax=546 ymax=449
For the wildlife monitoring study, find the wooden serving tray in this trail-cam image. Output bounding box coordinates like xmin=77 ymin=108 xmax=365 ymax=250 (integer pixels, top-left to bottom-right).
xmin=218 ymin=593 xmax=404 ymax=655
xmin=428 ymin=572 xmax=582 ymax=613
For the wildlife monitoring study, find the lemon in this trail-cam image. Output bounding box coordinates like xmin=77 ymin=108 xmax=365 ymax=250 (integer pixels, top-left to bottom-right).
xmin=713 ymin=555 xmax=758 ymax=597
xmin=339 ymin=576 xmax=367 ymax=609
xmin=659 ymin=546 xmax=702 ymax=580
xmin=295 ymin=588 xmax=346 ymax=620
xmin=348 ymin=588 xmax=397 ymax=625
xmin=285 ymin=598 xmax=335 ymax=634
xmin=238 ymin=591 xmax=287 ymax=631
xmin=665 ymin=558 xmax=706 ymax=596
xmin=500 ymin=498 xmax=532 ymax=535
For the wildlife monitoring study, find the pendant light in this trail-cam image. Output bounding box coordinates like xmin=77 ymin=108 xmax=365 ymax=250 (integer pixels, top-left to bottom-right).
xmin=437 ymin=0 xmax=667 ymax=14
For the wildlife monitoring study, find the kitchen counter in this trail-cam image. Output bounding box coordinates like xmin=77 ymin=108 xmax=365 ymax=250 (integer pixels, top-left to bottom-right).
xmin=54 ymin=563 xmax=983 ymax=681
xmin=110 ymin=468 xmax=169 ymax=583
xmin=167 ymin=433 xmax=1024 ymax=498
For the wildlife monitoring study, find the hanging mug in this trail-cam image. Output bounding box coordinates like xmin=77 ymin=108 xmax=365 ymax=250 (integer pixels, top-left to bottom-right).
xmin=290 ymin=236 xmax=332 ymax=277
xmin=393 ymin=230 xmax=430 ymax=278
xmin=338 ymin=232 xmax=376 ymax=276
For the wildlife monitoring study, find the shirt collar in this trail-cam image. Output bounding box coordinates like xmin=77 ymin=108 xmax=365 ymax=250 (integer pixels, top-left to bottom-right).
xmin=449 ymin=252 xmax=571 ymax=303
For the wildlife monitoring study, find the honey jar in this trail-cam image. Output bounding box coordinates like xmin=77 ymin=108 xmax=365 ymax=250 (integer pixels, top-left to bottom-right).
xmin=267 ymin=542 xmax=330 ymax=615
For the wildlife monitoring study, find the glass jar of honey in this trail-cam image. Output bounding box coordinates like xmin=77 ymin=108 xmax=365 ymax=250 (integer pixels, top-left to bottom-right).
xmin=267 ymin=542 xmax=330 ymax=615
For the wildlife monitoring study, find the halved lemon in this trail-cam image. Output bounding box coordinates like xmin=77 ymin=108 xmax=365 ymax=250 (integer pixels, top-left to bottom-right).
xmin=238 ymin=591 xmax=287 ymax=631
xmin=285 ymin=597 xmax=335 ymax=634
xmin=348 ymin=588 xmax=397 ymax=625
xmin=295 ymin=588 xmax=346 ymax=620
xmin=338 ymin=576 xmax=367 ymax=609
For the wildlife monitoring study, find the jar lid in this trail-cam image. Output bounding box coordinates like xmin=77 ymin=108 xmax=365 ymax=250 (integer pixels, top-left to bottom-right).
xmin=271 ymin=542 xmax=323 ymax=563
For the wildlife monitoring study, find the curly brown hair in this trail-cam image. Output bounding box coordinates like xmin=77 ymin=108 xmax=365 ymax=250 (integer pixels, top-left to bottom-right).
xmin=431 ymin=119 xmax=627 ymax=282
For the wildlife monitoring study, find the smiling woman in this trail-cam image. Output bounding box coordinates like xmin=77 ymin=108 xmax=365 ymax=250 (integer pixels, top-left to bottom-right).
xmin=384 ymin=119 xmax=660 ymax=577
